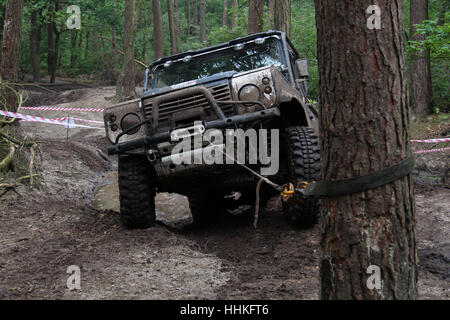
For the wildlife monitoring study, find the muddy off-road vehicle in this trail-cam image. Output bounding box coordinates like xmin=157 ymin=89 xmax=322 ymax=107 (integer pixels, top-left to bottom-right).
xmin=104 ymin=31 xmax=321 ymax=229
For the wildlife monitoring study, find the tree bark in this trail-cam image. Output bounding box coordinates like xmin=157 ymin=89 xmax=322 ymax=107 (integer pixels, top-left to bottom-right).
xmin=122 ymin=0 xmax=136 ymax=98
xmin=223 ymin=0 xmax=228 ymax=27
xmin=410 ymin=0 xmax=432 ymax=115
xmin=30 ymin=9 xmax=41 ymax=83
xmin=248 ymin=0 xmax=264 ymax=34
xmin=153 ymin=0 xmax=164 ymax=59
xmin=230 ymin=0 xmax=238 ymax=29
xmin=274 ymin=0 xmax=291 ymax=37
xmin=315 ymin=0 xmax=417 ymax=299
xmin=0 ymin=0 xmax=23 ymax=111
xmin=199 ymin=0 xmax=206 ymax=43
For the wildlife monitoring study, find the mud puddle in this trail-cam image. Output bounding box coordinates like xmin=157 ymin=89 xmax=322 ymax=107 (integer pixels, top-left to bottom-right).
xmin=91 ymin=172 xmax=193 ymax=229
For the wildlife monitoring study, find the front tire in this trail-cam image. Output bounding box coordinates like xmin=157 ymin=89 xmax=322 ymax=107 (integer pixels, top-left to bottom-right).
xmin=282 ymin=126 xmax=321 ymax=227
xmin=118 ymin=155 xmax=156 ymax=229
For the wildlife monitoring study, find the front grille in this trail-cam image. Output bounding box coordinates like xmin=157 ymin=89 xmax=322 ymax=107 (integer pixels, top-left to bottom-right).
xmin=143 ymin=82 xmax=234 ymax=128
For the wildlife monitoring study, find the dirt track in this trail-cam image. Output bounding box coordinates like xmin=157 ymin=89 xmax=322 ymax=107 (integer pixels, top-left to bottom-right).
xmin=0 ymin=87 xmax=448 ymax=300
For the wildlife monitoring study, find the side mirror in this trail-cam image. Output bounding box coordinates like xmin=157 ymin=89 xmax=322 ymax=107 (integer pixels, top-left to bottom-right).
xmin=295 ymin=59 xmax=310 ymax=78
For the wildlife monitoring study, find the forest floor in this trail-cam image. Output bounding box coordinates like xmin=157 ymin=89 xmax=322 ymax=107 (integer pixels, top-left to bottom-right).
xmin=0 ymin=85 xmax=448 ymax=300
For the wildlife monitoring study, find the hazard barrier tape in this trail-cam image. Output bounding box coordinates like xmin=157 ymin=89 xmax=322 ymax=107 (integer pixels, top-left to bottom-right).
xmin=0 ymin=110 xmax=103 ymax=129
xmin=56 ymin=117 xmax=104 ymax=125
xmin=21 ymin=106 xmax=104 ymax=112
xmin=411 ymin=138 xmax=450 ymax=143
xmin=414 ymin=147 xmax=450 ymax=155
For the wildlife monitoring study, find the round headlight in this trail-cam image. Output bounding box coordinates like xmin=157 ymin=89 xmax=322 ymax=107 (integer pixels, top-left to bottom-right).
xmin=238 ymin=84 xmax=260 ymax=102
xmin=121 ymin=113 xmax=141 ymax=135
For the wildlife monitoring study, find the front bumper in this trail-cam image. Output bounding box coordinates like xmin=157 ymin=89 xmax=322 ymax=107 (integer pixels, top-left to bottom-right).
xmin=107 ymin=107 xmax=280 ymax=155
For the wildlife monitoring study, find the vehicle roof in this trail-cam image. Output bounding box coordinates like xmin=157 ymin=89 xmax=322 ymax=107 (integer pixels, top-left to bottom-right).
xmin=148 ymin=30 xmax=299 ymax=69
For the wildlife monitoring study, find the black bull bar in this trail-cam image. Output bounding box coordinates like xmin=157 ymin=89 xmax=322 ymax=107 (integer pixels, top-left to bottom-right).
xmin=107 ymin=86 xmax=280 ymax=156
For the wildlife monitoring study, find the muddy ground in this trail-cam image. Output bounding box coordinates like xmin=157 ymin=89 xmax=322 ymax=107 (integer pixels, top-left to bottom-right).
xmin=0 ymin=86 xmax=448 ymax=300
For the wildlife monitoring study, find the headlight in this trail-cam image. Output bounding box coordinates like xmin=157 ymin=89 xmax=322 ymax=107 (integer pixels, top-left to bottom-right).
xmin=121 ymin=113 xmax=141 ymax=135
xmin=238 ymin=84 xmax=260 ymax=102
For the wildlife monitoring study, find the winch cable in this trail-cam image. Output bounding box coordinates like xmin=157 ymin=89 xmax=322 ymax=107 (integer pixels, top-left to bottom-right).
xmin=203 ymin=135 xmax=416 ymax=228
xmin=202 ymin=135 xmax=290 ymax=228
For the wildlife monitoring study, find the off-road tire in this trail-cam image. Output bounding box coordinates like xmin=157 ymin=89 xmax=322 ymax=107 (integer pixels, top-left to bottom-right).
xmin=282 ymin=126 xmax=321 ymax=227
xmin=118 ymin=155 xmax=156 ymax=229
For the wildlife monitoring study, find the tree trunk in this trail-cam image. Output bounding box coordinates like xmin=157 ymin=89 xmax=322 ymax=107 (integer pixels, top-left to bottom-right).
xmin=223 ymin=0 xmax=228 ymax=27
xmin=186 ymin=0 xmax=191 ymax=37
xmin=315 ymin=0 xmax=417 ymax=299
xmin=199 ymin=0 xmax=206 ymax=43
xmin=268 ymin=0 xmax=275 ymax=29
xmin=47 ymin=19 xmax=56 ymax=83
xmin=174 ymin=0 xmax=180 ymax=43
xmin=410 ymin=0 xmax=432 ymax=115
xmin=274 ymin=0 xmax=291 ymax=37
xmin=70 ymin=31 xmax=78 ymax=69
xmin=230 ymin=0 xmax=238 ymax=29
xmin=193 ymin=0 xmax=198 ymax=36
xmin=153 ymin=0 xmax=164 ymax=59
xmin=167 ymin=0 xmax=178 ymax=54
xmin=30 ymin=9 xmax=41 ymax=83
xmin=122 ymin=0 xmax=136 ymax=98
xmin=0 ymin=0 xmax=23 ymax=112
xmin=248 ymin=0 xmax=264 ymax=34
xmin=84 ymin=31 xmax=90 ymax=60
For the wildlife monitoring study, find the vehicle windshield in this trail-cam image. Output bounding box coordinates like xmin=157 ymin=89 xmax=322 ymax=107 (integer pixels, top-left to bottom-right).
xmin=153 ymin=37 xmax=284 ymax=89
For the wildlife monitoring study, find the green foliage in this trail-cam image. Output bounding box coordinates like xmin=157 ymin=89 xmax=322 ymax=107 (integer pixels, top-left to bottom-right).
xmin=408 ymin=14 xmax=450 ymax=59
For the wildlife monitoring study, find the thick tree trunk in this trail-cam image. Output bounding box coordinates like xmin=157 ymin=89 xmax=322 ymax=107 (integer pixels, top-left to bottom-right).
xmin=153 ymin=0 xmax=164 ymax=59
xmin=167 ymin=0 xmax=178 ymax=54
xmin=248 ymin=0 xmax=264 ymax=34
xmin=230 ymin=0 xmax=238 ymax=29
xmin=315 ymin=0 xmax=417 ymax=299
xmin=274 ymin=0 xmax=291 ymax=37
xmin=0 ymin=0 xmax=23 ymax=111
xmin=410 ymin=0 xmax=432 ymax=115
xmin=223 ymin=0 xmax=228 ymax=27
xmin=30 ymin=9 xmax=41 ymax=83
xmin=122 ymin=0 xmax=136 ymax=98
xmin=199 ymin=0 xmax=206 ymax=43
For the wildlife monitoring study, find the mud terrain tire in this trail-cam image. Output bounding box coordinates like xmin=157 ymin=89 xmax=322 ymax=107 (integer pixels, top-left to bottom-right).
xmin=118 ymin=155 xmax=156 ymax=229
xmin=282 ymin=126 xmax=321 ymax=227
